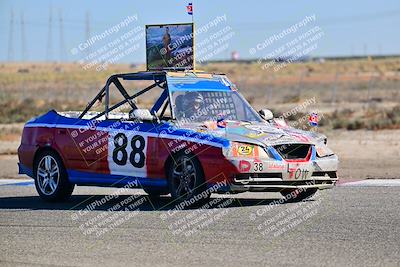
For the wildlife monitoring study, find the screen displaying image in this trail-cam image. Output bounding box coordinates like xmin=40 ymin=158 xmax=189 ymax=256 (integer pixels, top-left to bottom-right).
xmin=146 ymin=23 xmax=194 ymax=70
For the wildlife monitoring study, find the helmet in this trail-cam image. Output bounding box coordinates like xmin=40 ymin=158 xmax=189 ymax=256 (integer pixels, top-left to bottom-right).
xmin=183 ymin=92 xmax=204 ymax=109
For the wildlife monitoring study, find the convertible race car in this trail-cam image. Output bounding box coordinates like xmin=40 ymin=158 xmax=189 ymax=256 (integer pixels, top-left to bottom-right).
xmin=18 ymin=71 xmax=338 ymax=203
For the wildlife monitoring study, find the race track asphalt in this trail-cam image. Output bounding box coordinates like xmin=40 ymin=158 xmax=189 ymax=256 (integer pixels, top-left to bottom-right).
xmin=0 ymin=181 xmax=399 ymax=267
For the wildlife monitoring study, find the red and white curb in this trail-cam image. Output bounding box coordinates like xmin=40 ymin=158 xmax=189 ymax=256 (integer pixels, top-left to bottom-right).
xmin=338 ymin=179 xmax=400 ymax=187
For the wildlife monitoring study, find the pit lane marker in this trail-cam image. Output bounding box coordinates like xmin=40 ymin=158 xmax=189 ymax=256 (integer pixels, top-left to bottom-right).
xmin=338 ymin=179 xmax=400 ymax=187
xmin=0 ymin=179 xmax=34 ymax=186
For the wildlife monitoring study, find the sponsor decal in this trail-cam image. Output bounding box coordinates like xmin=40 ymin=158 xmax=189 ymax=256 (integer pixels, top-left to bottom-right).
xmin=244 ymin=124 xmax=282 ymax=134
xmin=239 ymin=160 xmax=251 ymax=172
xmin=263 ymin=134 xmax=285 ymax=142
xmin=238 ymin=145 xmax=253 ymax=155
xmin=232 ymin=143 xmax=259 ymax=158
xmin=246 ymin=131 xmax=267 ymax=138
xmin=287 ymin=162 xmax=312 ymax=180
xmin=226 ymin=127 xmax=248 ymax=135
xmin=291 ymin=133 xmax=310 ymax=142
xmin=267 ymin=162 xmax=285 ymax=171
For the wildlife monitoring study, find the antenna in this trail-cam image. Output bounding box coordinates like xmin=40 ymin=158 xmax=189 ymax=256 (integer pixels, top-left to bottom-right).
xmin=7 ymin=9 xmax=14 ymax=61
xmin=20 ymin=11 xmax=27 ymax=61
xmin=59 ymin=9 xmax=65 ymax=62
xmin=46 ymin=6 xmax=53 ymax=62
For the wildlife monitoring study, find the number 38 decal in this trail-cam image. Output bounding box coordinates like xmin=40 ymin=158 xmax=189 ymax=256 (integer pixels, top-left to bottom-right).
xmin=112 ymin=133 xmax=146 ymax=168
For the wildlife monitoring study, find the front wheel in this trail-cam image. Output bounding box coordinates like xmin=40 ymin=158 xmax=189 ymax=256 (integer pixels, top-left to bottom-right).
xmin=280 ymin=188 xmax=318 ymax=202
xmin=34 ymin=150 xmax=74 ymax=202
xmin=167 ymin=153 xmax=210 ymax=207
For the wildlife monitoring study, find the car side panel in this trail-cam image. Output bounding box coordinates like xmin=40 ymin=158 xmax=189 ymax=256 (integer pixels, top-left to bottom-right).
xmin=154 ymin=138 xmax=238 ymax=185
xmin=18 ymin=111 xmax=237 ymax=190
xmin=54 ymin=127 xmax=110 ymax=175
xmin=18 ymin=126 xmax=56 ymax=171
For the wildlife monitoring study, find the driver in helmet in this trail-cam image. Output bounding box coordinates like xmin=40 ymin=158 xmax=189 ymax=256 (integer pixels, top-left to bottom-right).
xmin=181 ymin=92 xmax=205 ymax=120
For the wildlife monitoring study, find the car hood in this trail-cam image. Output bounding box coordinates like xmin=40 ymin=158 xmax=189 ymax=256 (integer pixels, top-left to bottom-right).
xmin=175 ymin=120 xmax=327 ymax=147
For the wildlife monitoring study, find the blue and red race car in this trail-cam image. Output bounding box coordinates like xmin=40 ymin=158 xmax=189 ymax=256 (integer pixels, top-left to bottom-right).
xmin=18 ymin=71 xmax=338 ymax=204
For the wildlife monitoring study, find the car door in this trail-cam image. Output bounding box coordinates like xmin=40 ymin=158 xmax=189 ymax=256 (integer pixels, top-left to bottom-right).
xmin=106 ymin=119 xmax=159 ymax=181
xmin=55 ymin=117 xmax=102 ymax=174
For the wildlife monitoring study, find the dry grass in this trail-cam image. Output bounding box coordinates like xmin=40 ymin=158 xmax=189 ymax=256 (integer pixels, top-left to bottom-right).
xmin=0 ymin=58 xmax=399 ymax=130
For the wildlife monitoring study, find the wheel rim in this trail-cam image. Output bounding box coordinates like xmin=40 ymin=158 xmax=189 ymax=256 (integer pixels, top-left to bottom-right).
xmin=37 ymin=155 xmax=60 ymax=195
xmin=172 ymin=156 xmax=197 ymax=198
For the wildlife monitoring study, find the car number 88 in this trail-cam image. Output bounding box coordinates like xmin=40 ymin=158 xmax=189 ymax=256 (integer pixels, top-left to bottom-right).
xmin=112 ymin=133 xmax=145 ymax=168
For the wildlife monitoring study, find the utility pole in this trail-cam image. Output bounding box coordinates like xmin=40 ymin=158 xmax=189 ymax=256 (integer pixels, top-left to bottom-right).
xmin=7 ymin=9 xmax=15 ymax=61
xmin=59 ymin=9 xmax=65 ymax=62
xmin=85 ymin=11 xmax=91 ymax=58
xmin=46 ymin=6 xmax=53 ymax=62
xmin=20 ymin=11 xmax=27 ymax=61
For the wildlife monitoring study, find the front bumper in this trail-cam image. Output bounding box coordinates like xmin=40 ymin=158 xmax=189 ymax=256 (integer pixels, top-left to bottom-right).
xmin=229 ymin=172 xmax=338 ymax=192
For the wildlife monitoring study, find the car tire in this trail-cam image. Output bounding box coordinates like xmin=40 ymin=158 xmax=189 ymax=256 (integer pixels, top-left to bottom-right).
xmin=33 ymin=150 xmax=74 ymax=202
xmin=167 ymin=153 xmax=210 ymax=207
xmin=280 ymin=188 xmax=318 ymax=202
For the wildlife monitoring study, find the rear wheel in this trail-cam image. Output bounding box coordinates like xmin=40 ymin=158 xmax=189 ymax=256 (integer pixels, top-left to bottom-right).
xmin=280 ymin=188 xmax=318 ymax=202
xmin=167 ymin=153 xmax=210 ymax=207
xmin=34 ymin=150 xmax=74 ymax=202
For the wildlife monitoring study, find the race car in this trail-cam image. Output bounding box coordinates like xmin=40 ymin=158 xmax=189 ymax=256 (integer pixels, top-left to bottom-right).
xmin=18 ymin=71 xmax=338 ymax=203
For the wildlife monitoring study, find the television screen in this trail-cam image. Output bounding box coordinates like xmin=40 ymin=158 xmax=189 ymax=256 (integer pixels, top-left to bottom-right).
xmin=146 ymin=23 xmax=194 ymax=70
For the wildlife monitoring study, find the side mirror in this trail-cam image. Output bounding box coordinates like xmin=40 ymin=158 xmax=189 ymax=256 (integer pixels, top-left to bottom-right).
xmin=259 ymin=109 xmax=274 ymax=121
xmin=129 ymin=109 xmax=155 ymax=122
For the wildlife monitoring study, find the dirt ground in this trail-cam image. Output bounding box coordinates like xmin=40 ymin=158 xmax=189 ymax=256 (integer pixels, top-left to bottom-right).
xmin=1 ymin=127 xmax=398 ymax=180
xmin=327 ymin=129 xmax=400 ymax=180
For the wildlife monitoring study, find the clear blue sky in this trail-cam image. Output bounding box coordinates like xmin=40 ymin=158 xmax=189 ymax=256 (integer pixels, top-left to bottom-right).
xmin=1 ymin=0 xmax=399 ymax=63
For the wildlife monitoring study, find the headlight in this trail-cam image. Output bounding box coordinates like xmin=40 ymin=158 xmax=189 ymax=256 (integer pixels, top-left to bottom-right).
xmin=222 ymin=142 xmax=269 ymax=159
xmin=315 ymin=143 xmax=334 ymax=157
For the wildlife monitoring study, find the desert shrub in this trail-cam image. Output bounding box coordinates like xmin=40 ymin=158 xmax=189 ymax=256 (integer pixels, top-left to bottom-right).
xmin=332 ymin=119 xmax=346 ymax=129
xmin=0 ymin=97 xmax=86 ymax=123
xmin=282 ymin=94 xmax=301 ymax=103
xmin=346 ymin=120 xmax=365 ymax=130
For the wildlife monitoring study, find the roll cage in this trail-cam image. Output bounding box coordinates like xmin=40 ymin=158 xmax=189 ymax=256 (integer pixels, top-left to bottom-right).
xmin=79 ymin=71 xmax=170 ymax=121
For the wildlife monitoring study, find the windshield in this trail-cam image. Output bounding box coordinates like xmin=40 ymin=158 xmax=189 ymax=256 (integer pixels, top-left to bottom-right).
xmin=171 ymin=90 xmax=263 ymax=123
